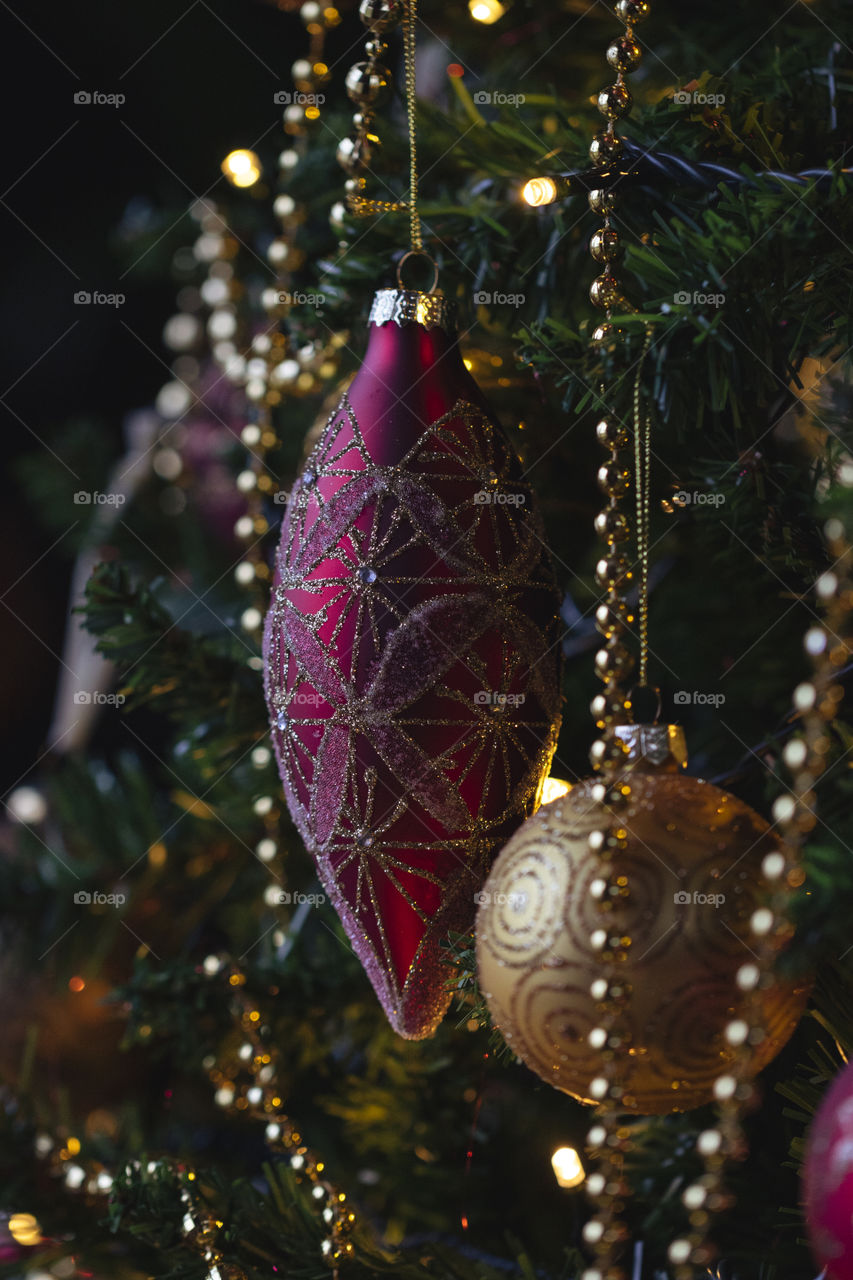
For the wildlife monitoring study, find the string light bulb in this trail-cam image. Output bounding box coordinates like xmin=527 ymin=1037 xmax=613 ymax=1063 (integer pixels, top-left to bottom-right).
xmin=468 ymin=0 xmax=506 ymax=21
xmin=522 ymin=177 xmax=558 ymax=207
xmin=551 ymin=1146 xmax=585 ymax=1188
xmin=541 ymin=776 xmax=571 ymax=804
xmin=221 ymin=149 xmax=262 ymax=188
xmin=8 ymin=1213 xmax=42 ymax=1246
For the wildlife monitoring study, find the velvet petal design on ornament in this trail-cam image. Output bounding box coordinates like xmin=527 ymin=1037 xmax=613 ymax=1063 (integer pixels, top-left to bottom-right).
xmin=265 ymin=388 xmax=562 ymax=1040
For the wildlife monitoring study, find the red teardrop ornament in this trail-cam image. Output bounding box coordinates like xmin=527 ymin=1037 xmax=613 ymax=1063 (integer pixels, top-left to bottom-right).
xmin=264 ymin=289 xmax=562 ymax=1038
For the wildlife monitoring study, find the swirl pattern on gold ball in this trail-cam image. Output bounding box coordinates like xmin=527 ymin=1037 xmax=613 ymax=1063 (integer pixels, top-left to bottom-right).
xmin=476 ymin=776 xmax=810 ymax=1114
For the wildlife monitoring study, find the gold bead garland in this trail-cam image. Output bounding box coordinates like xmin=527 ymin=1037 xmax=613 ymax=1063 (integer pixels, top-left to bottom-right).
xmin=578 ymin=2 xmax=823 ymax=1268
xmin=579 ymin=12 xmax=650 ymax=1273
xmin=580 ymin=1 xmax=800 ymax=1273
xmin=342 ymin=0 xmax=429 ymax=263
xmin=206 ymin=966 xmax=357 ymax=1272
xmin=157 ymin=195 xmax=280 ymax=642
xmin=340 ymin=0 xmax=404 ymax=214
xmin=661 ymin=528 xmax=847 ymax=1274
xmin=338 ymin=0 xmax=402 ymax=205
xmin=214 ymin=11 xmax=340 ymax=640
xmin=181 ymin=5 xmax=346 ymax=643
xmin=28 ymin=1124 xmax=250 ymax=1280
xmin=178 ymin=1170 xmax=248 ymax=1280
xmin=587 ymin=0 xmax=647 ymax=353
xmin=28 ymin=960 xmax=358 ymax=1274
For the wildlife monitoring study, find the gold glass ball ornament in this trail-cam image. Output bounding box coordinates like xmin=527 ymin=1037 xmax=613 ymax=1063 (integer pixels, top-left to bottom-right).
xmin=336 ymin=131 xmax=378 ymax=174
xmin=615 ymin=0 xmax=650 ymax=22
xmin=597 ymin=461 xmax=630 ymax=498
xmin=595 ymin=417 xmax=628 ymax=449
xmin=475 ymin=725 xmax=810 ymax=1114
xmin=594 ymin=507 xmax=630 ymax=544
xmin=358 ymin=0 xmax=404 ymax=30
xmin=589 ymin=273 xmax=623 ymax=309
xmin=590 ymin=228 xmax=624 ymax=264
xmin=597 ymin=83 xmax=633 ymax=120
xmin=589 ymin=188 xmax=619 ymax=216
xmin=345 ymin=61 xmax=392 ymax=107
xmin=606 ymin=35 xmax=642 ymax=72
xmin=590 ymin=322 xmax=626 ymax=357
xmin=589 ymin=133 xmax=625 ymax=168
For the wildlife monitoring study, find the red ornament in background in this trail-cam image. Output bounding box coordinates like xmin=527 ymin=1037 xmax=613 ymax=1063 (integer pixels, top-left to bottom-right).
xmin=804 ymin=1058 xmax=853 ymax=1280
xmin=264 ymin=288 xmax=562 ymax=1038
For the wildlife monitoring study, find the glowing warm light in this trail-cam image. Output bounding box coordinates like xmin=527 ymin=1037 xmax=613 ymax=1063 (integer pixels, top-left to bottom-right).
xmin=9 ymin=1213 xmax=42 ymax=1246
xmin=221 ymin=149 xmax=262 ymax=189
xmin=68 ymin=975 xmax=86 ymax=993
xmin=541 ymin=776 xmax=571 ymax=804
xmin=148 ymin=841 xmax=167 ymax=868
xmin=551 ymin=1146 xmax=585 ymax=1188
xmin=469 ymin=0 xmax=505 ymax=21
xmin=523 ymin=177 xmax=558 ymax=207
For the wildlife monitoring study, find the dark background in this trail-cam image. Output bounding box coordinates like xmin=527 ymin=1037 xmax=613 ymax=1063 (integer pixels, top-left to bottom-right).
xmin=0 ymin=0 xmax=355 ymax=794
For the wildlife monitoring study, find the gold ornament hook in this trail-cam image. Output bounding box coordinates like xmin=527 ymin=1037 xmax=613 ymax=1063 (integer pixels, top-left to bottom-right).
xmin=626 ymin=682 xmax=662 ymax=723
xmin=396 ymin=248 xmax=439 ymax=293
